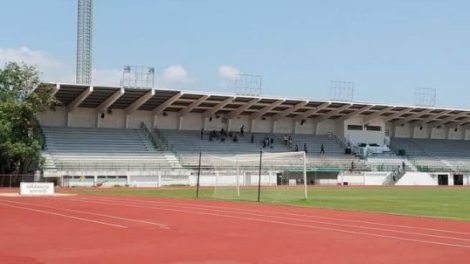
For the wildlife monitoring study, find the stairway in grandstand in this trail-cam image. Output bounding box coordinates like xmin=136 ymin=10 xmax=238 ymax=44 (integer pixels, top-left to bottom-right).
xmin=366 ymin=155 xmax=417 ymax=172
xmin=390 ymin=138 xmax=470 ymax=171
xmin=41 ymin=126 xmax=182 ymax=172
xmin=157 ymin=129 xmax=362 ymax=169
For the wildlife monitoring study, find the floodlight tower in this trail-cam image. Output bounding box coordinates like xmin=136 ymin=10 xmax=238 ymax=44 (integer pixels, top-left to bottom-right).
xmin=76 ymin=0 xmax=93 ymax=84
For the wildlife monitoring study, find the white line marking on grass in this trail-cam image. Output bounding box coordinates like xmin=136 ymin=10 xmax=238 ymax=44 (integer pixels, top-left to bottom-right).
xmin=0 ymin=202 xmax=127 ymax=229
xmin=69 ymin=197 xmax=470 ymax=249
xmin=3 ymin=200 xmax=169 ymax=230
xmin=72 ymin=197 xmax=470 ymax=243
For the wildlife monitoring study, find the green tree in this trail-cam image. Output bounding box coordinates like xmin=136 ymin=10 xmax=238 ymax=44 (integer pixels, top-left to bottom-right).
xmin=0 ymin=62 xmax=56 ymax=174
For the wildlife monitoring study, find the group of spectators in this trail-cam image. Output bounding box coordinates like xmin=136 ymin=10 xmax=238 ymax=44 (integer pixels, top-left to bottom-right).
xmin=200 ymin=128 xmax=327 ymax=155
xmin=262 ymin=137 xmax=275 ymax=149
xmin=283 ymin=135 xmax=325 ymax=154
xmin=201 ymin=126 xmax=246 ymax=143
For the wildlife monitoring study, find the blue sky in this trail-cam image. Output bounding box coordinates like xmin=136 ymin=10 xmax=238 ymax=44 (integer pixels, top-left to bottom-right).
xmin=1 ymin=0 xmax=470 ymax=108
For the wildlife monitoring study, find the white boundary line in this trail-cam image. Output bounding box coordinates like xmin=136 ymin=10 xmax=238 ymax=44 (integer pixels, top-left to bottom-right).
xmin=70 ymin=197 xmax=470 ymax=243
xmin=73 ymin=196 xmax=470 ymax=237
xmin=68 ymin=197 xmax=470 ymax=249
xmin=0 ymin=202 xmax=127 ymax=229
xmin=77 ymin=197 xmax=470 ymax=243
xmin=114 ymin=198 xmax=470 ymax=235
xmin=2 ymin=200 xmax=169 ymax=230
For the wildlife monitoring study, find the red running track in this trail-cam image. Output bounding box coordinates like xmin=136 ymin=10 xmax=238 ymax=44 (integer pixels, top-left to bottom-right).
xmin=1 ymin=194 xmax=470 ymax=263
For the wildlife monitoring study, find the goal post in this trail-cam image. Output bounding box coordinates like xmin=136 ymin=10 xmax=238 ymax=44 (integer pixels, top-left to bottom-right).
xmin=198 ymin=151 xmax=308 ymax=202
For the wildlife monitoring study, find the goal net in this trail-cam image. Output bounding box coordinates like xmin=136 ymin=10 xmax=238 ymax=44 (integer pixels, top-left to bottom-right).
xmin=196 ymin=151 xmax=308 ymax=202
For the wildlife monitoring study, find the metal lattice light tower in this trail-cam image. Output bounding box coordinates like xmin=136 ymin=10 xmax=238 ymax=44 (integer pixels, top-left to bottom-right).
xmin=232 ymin=74 xmax=263 ymax=96
xmin=330 ymin=81 xmax=354 ymax=102
xmin=120 ymin=66 xmax=155 ymax=89
xmin=76 ymin=0 xmax=93 ymax=84
xmin=414 ymin=87 xmax=436 ymax=107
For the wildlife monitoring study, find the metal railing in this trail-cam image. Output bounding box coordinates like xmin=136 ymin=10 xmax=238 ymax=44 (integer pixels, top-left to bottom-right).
xmin=50 ymin=161 xmax=176 ymax=171
xmin=153 ymin=127 xmax=170 ymax=150
xmin=140 ymin=122 xmax=160 ymax=150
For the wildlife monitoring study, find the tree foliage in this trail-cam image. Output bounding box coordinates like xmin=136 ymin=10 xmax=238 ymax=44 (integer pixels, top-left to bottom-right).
xmin=0 ymin=62 xmax=56 ymax=173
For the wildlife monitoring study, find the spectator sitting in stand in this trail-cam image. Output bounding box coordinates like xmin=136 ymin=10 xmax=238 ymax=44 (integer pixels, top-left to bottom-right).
xmin=233 ymin=135 xmax=238 ymax=142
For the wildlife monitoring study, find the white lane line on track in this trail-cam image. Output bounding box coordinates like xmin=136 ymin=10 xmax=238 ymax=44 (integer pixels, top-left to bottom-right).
xmin=70 ymin=197 xmax=470 ymax=243
xmin=0 ymin=202 xmax=127 ymax=229
xmin=85 ymin=196 xmax=470 ymax=236
xmin=2 ymin=200 xmax=169 ymax=230
xmin=68 ymin=197 xmax=470 ymax=249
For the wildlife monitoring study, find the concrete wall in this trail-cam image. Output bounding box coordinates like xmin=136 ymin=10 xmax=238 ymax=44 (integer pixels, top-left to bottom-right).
xmin=37 ymin=107 xmax=470 ymax=141
xmin=99 ymin=109 xmax=125 ymax=128
xmin=67 ymin=108 xmax=96 ymax=128
xmin=430 ymin=127 xmax=446 ymax=139
xmin=343 ymin=117 xmax=385 ymax=145
xmin=394 ymin=124 xmax=412 ymax=138
xmin=339 ymin=172 xmax=389 ymax=185
xmin=127 ymin=110 xmax=153 ymax=129
xmin=204 ymin=116 xmax=226 ymax=131
xmin=294 ymin=119 xmax=315 ymax=134
xmin=251 ymin=117 xmax=273 ymax=133
xmin=228 ymin=116 xmax=250 ymax=132
xmin=317 ymin=119 xmax=336 ymax=135
xmin=448 ymin=127 xmax=465 ymax=140
xmin=181 ymin=113 xmax=203 ymax=131
xmin=155 ymin=112 xmax=178 ymax=130
xmin=396 ymin=172 xmax=437 ymax=185
xmin=38 ymin=107 xmax=67 ymax=127
xmin=274 ymin=119 xmax=294 ymax=134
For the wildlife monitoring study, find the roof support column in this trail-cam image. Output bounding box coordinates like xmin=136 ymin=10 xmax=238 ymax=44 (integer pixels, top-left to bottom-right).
xmin=152 ymin=115 xmax=158 ymax=129
xmin=178 ymin=116 xmax=183 ymax=130
xmin=66 ymin=86 xmax=93 ymax=127
xmin=227 ymin=119 xmax=233 ymax=132
xmin=66 ymin=112 xmax=72 ymax=127
xmin=95 ymin=88 xmax=125 ymax=128
xmin=446 ymin=126 xmax=452 ymax=140
xmin=427 ymin=125 xmax=433 ymax=139
xmin=96 ymin=113 xmax=102 ymax=128
xmin=272 ymin=120 xmax=278 ymax=134
xmin=410 ymin=124 xmax=415 ymax=139
xmin=389 ymin=123 xmax=396 ymax=138
xmin=125 ymin=115 xmax=130 ymax=129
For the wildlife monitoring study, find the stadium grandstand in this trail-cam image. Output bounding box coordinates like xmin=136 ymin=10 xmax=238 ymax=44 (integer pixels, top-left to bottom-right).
xmin=35 ymin=82 xmax=470 ymax=187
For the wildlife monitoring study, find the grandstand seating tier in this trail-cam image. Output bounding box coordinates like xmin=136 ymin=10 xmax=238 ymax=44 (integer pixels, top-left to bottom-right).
xmin=42 ymin=126 xmax=181 ymax=171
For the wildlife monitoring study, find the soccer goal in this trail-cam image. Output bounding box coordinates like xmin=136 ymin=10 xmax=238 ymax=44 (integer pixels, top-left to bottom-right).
xmin=195 ymin=151 xmax=308 ymax=202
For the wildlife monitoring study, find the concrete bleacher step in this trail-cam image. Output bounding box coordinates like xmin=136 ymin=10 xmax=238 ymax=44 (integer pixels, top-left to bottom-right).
xmin=158 ymin=129 xmax=359 ymax=168
xmin=390 ymin=138 xmax=470 ymax=170
xmin=41 ymin=126 xmax=183 ymax=172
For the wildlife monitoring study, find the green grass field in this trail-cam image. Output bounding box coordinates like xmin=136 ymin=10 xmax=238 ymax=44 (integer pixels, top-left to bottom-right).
xmin=72 ymin=186 xmax=470 ymax=221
